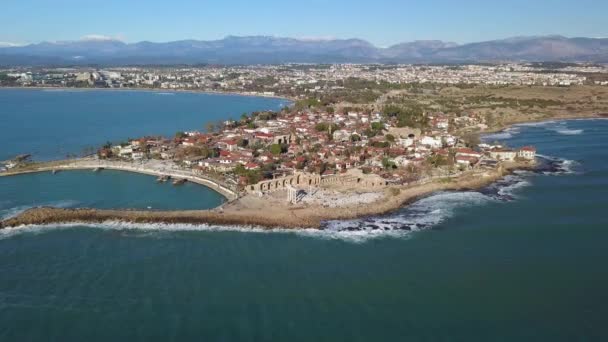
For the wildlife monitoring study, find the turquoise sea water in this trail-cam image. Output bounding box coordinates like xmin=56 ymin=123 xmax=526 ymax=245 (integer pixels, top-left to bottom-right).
xmin=0 ymin=89 xmax=289 ymax=161
xmin=1 ymin=89 xmax=608 ymax=340
xmin=0 ymin=170 xmax=226 ymax=219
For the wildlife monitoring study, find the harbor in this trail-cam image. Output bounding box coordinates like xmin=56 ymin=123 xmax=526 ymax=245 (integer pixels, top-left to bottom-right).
xmin=0 ymin=158 xmax=238 ymax=201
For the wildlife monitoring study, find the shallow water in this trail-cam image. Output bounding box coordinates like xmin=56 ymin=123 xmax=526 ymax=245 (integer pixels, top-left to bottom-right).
xmin=1 ymin=93 xmax=607 ymax=340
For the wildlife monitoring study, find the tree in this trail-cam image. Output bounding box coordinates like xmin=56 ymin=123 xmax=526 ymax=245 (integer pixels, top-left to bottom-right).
xmin=237 ymin=138 xmax=248 ymax=147
xmin=175 ymin=131 xmax=187 ymax=139
xmin=205 ymin=122 xmax=215 ymax=133
xmin=270 ymin=144 xmax=282 ymax=155
xmin=234 ymin=164 xmax=246 ymax=175
xmin=382 ymin=104 xmax=428 ymax=128
xmin=385 ymin=134 xmax=395 ymax=143
xmin=315 ymin=122 xmax=329 ymax=132
xmin=372 ymin=141 xmax=390 ymax=148
xmin=382 ymin=157 xmax=396 ymax=169
xmin=485 ymin=112 xmax=497 ymax=127
xmin=217 ymin=119 xmax=225 ymax=132
xmin=371 ymin=122 xmax=384 ymax=131
xmin=428 ymin=155 xmax=448 ymax=167
xmin=462 ymin=131 xmax=481 ymax=148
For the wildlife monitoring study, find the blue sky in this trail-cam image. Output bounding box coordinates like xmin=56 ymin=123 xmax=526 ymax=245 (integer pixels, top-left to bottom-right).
xmin=1 ymin=0 xmax=606 ymax=46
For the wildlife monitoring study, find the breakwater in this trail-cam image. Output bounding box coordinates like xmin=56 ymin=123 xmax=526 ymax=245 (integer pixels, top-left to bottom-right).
xmin=1 ymin=164 xmax=520 ymax=230
xmin=1 ymin=159 xmax=238 ymax=200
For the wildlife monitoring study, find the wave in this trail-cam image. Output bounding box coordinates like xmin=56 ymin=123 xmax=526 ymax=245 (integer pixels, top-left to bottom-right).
xmin=514 ymin=120 xmax=559 ymax=128
xmin=536 ymin=154 xmax=581 ymax=175
xmin=483 ymin=132 xmax=513 ymax=140
xmin=154 ymin=92 xmax=175 ymax=96
xmin=0 ymin=174 xmax=537 ymax=243
xmin=481 ymin=174 xmax=532 ymax=201
xmin=0 ymin=157 xmax=577 ymax=243
xmin=322 ymin=191 xmax=500 ymax=241
xmin=0 ymin=200 xmax=80 ymax=220
xmin=321 ymin=172 xmax=536 ymax=241
xmin=515 ymin=120 xmax=584 ymax=136
xmin=554 ymin=129 xmax=583 ymax=135
xmin=0 ymin=220 xmax=332 ymax=242
xmin=483 ymin=127 xmax=520 ymax=141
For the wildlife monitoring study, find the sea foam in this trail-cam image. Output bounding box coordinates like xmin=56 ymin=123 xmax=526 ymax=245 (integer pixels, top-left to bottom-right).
xmin=0 ymin=155 xmax=576 ymax=243
xmin=515 ymin=120 xmax=584 ymax=135
xmin=536 ymin=154 xmax=582 ymax=175
xmin=0 ymin=177 xmax=536 ymax=243
xmin=555 ymin=129 xmax=584 ymax=135
xmin=1 ymin=200 xmax=80 ymax=220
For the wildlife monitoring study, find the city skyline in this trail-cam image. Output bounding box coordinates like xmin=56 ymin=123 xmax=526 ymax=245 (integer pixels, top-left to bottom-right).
xmin=1 ymin=0 xmax=606 ymax=47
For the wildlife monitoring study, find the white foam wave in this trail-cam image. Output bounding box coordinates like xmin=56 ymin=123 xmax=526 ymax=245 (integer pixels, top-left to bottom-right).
xmin=536 ymin=154 xmax=581 ymax=175
xmin=514 ymin=120 xmax=559 ymax=128
xmin=322 ymin=191 xmax=495 ymax=241
xmin=554 ymin=129 xmax=583 ymax=135
xmin=483 ymin=132 xmax=513 ymax=140
xmin=0 ymin=176 xmax=536 ymax=243
xmin=155 ymin=92 xmax=175 ymax=96
xmin=0 ymin=220 xmax=372 ymax=242
xmin=483 ymin=127 xmax=520 ymax=141
xmin=496 ymin=175 xmax=531 ymax=199
xmin=0 ymin=219 xmax=420 ymax=244
xmin=1 ymin=200 xmax=80 ymax=220
xmin=557 ymin=159 xmax=581 ymax=174
xmin=515 ymin=120 xmax=584 ymax=136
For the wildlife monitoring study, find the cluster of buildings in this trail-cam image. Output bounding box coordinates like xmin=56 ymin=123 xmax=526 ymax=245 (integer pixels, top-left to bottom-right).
xmin=96 ymin=108 xmax=536 ymax=190
xmin=2 ymin=62 xmax=602 ymax=91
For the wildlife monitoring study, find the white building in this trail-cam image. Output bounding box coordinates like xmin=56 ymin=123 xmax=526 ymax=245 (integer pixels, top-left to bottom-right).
xmin=420 ymin=136 xmax=442 ymax=149
xmin=518 ymin=146 xmax=537 ymax=160
xmin=398 ymin=137 xmax=414 ymax=147
xmin=489 ymin=148 xmax=517 ymax=161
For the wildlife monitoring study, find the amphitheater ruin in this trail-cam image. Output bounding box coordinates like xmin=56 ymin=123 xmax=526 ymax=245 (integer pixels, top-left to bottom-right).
xmin=246 ymin=169 xmax=388 ymax=195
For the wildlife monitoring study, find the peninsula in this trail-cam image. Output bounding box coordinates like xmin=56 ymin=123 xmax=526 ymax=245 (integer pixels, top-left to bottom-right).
xmin=2 ymin=63 xmax=608 ymax=230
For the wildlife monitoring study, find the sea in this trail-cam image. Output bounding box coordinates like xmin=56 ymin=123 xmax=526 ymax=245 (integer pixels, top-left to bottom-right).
xmin=1 ymin=89 xmax=607 ymax=341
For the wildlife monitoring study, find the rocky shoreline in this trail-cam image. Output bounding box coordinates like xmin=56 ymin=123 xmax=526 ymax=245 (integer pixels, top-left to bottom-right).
xmin=0 ymin=163 xmax=528 ymax=230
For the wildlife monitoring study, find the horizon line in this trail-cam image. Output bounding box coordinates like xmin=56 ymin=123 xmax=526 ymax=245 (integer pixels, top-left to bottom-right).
xmin=2 ymin=33 xmax=605 ymax=48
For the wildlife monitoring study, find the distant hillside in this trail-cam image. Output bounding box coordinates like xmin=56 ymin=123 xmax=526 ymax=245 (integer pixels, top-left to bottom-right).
xmin=1 ymin=35 xmax=608 ymax=66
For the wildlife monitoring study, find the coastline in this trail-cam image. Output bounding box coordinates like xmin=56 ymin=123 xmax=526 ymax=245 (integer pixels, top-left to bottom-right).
xmin=0 ymin=117 xmax=594 ymax=232
xmin=480 ymin=112 xmax=607 ymax=135
xmin=0 ymin=159 xmax=238 ymax=200
xmin=0 ymin=85 xmax=295 ymax=102
xmin=0 ymin=161 xmax=525 ymax=230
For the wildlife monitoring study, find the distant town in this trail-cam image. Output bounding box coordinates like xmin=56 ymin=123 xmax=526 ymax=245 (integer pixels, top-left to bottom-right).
xmin=2 ymin=63 xmax=608 ymax=94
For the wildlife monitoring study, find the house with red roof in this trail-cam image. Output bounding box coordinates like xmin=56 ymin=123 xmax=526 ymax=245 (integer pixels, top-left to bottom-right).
xmin=455 ymin=148 xmax=482 ymax=159
xmin=245 ymin=162 xmax=260 ymax=170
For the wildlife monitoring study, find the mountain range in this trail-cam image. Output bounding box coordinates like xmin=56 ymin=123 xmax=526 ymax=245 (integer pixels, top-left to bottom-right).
xmin=1 ymin=35 xmax=608 ymax=66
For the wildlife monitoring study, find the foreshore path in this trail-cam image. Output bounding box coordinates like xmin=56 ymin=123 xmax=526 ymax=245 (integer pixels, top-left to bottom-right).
xmin=0 ymin=158 xmax=238 ymax=200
